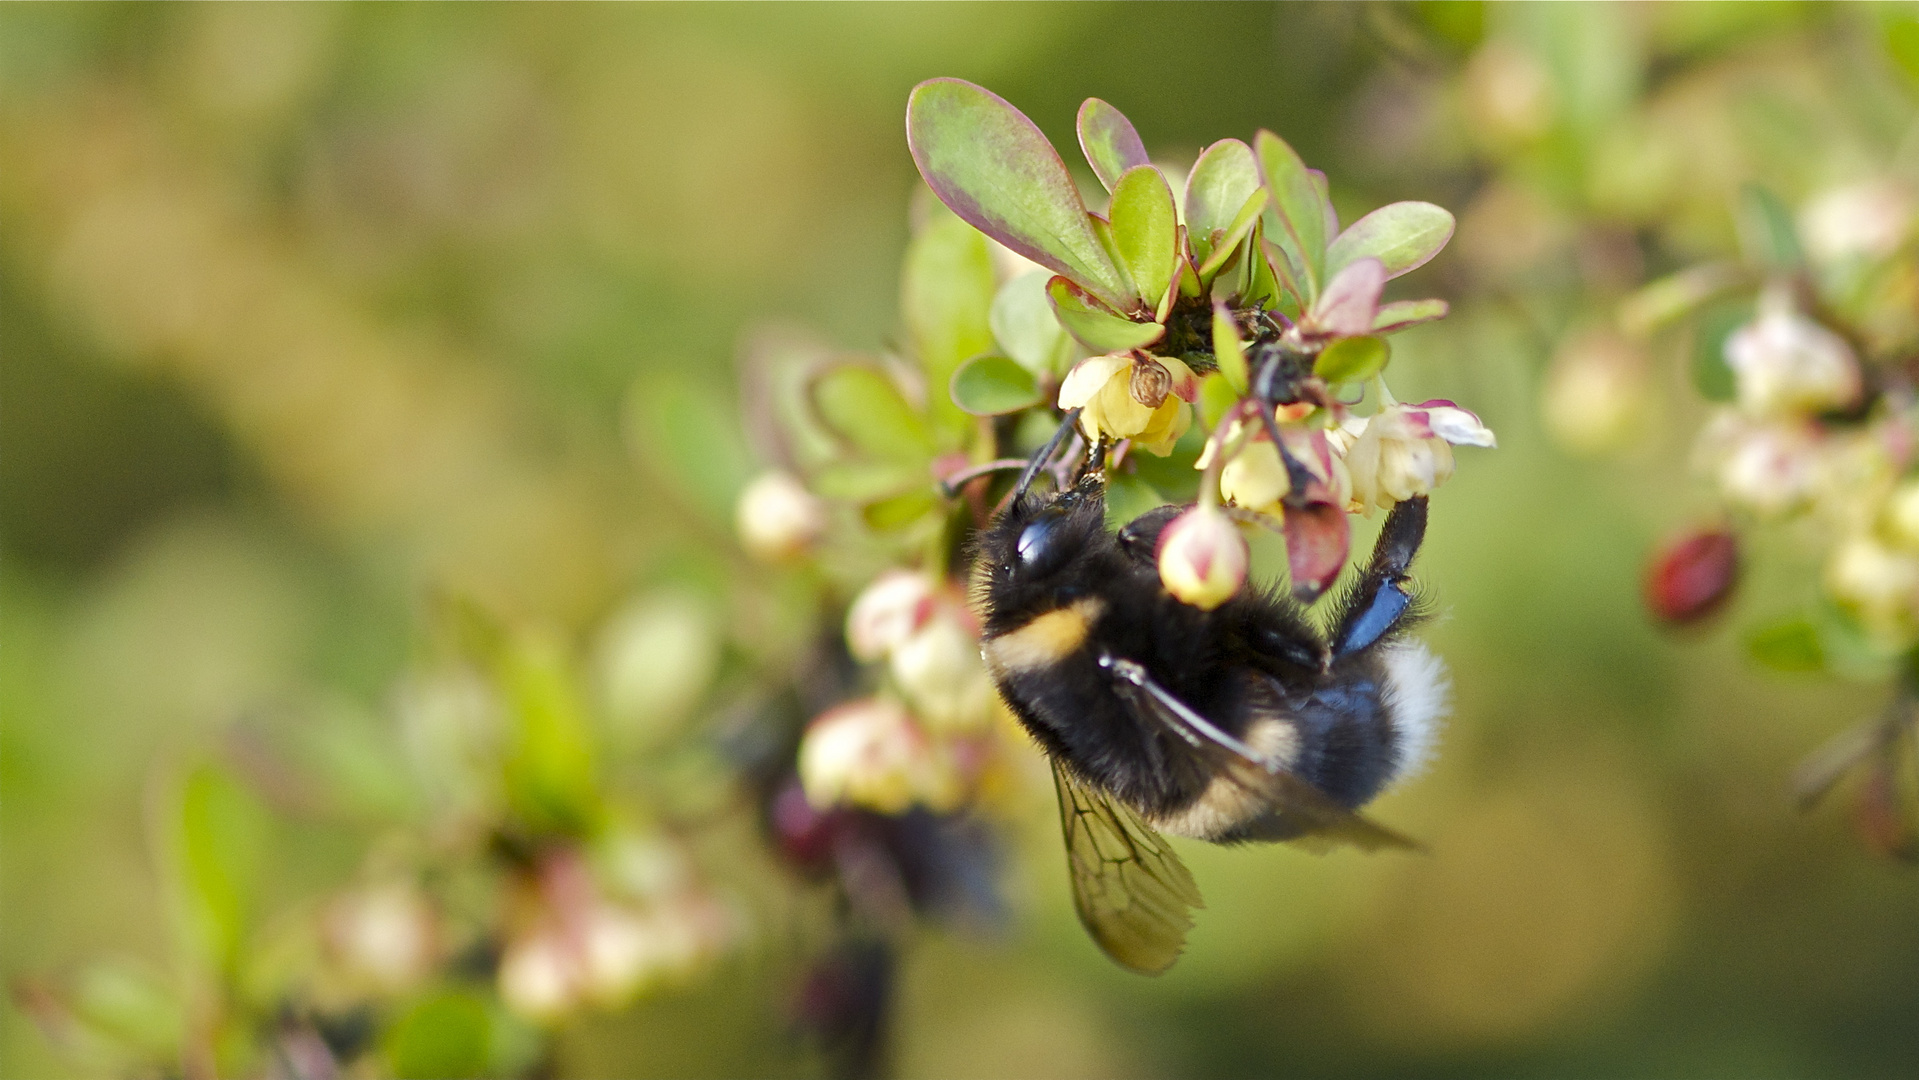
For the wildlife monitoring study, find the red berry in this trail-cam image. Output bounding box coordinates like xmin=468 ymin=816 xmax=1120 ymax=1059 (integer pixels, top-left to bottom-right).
xmin=1644 ymin=528 xmax=1739 ymax=625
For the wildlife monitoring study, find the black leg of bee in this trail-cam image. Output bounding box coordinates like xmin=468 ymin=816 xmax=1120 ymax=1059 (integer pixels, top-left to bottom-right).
xmin=1014 ymin=407 xmax=1083 ymax=498
xmin=1330 ymin=496 xmax=1428 ymax=660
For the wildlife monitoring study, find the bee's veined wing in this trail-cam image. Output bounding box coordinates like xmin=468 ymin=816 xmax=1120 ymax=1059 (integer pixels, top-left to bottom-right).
xmin=1100 ymin=656 xmax=1420 ymax=853
xmin=1052 ymin=758 xmax=1203 ymax=975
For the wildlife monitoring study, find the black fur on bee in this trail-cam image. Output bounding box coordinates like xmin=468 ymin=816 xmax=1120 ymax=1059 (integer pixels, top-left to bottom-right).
xmin=971 ymin=476 xmax=1444 ymax=845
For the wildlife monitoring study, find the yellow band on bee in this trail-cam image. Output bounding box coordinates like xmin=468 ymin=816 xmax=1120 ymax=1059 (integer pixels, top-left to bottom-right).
xmin=983 ymin=598 xmax=1106 ymax=676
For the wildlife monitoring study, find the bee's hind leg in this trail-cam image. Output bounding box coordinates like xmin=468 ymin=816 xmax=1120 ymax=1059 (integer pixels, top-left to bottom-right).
xmin=1329 ymin=496 xmax=1428 ymax=660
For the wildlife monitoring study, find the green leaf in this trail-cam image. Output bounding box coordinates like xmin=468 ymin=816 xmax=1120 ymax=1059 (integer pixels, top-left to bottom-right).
xmin=1087 ymin=214 xmax=1139 ymax=303
xmin=1127 ymin=421 xmax=1205 ymax=500
xmin=862 ymin=487 xmax=941 ymax=531
xmin=175 ymin=764 xmax=269 ymax=972
xmin=624 ymin=370 xmax=756 ymax=525
xmin=1103 ymin=470 xmax=1168 ymax=532
xmin=73 ymin=961 xmax=182 ymax=1056
xmin=1198 ymin=371 xmax=1239 ymax=429
xmin=1195 ymin=187 xmax=1270 ymax=279
xmin=907 ymin=79 xmax=1132 ymax=308
xmin=1211 ymin=303 xmax=1249 ymax=394
xmin=810 ymin=460 xmax=922 ymax=501
xmin=1746 ymin=618 xmax=1826 ymax=674
xmin=385 ymin=992 xmax=493 ymax=1080
xmin=1326 ymin=202 xmax=1456 ymax=281
xmin=1109 ymin=165 xmax=1178 ymax=311
xmin=808 ymin=363 xmax=936 ymax=462
xmin=1692 ymin=301 xmax=1750 ymax=403
xmin=1077 ymin=97 xmax=1150 ymax=193
xmin=990 ymin=270 xmax=1072 ymax=377
xmin=951 ymin=354 xmax=1042 ymax=416
xmin=499 ymin=632 xmax=600 ymax=837
xmin=1046 ymin=276 xmax=1164 ymax=352
xmin=1618 ymin=262 xmax=1747 ymax=338
xmin=1183 ymin=138 xmax=1260 ymax=267
xmin=1739 ymin=183 xmax=1804 ymax=271
xmin=1889 ymin=15 xmax=1919 ymax=82
xmin=1372 ymin=298 xmax=1450 ymax=334
xmin=1315 ymin=335 xmax=1390 ymax=384
xmin=903 ymin=213 xmax=996 ymax=434
xmin=1256 ymin=130 xmax=1327 ymax=296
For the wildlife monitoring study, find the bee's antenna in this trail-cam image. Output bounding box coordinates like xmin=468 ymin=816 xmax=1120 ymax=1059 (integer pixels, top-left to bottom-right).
xmin=1014 ymin=408 xmax=1083 ymax=499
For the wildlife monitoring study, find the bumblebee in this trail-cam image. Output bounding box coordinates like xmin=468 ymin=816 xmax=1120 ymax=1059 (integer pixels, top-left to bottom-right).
xmin=971 ymin=452 xmax=1447 ymax=974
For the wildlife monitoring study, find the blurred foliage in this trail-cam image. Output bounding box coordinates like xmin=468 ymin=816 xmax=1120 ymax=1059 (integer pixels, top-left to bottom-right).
xmin=5 ymin=3 xmax=1919 ymax=1079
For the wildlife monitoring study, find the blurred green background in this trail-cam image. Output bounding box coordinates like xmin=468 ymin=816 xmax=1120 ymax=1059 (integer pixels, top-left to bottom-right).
xmin=5 ymin=3 xmax=1919 ymax=1078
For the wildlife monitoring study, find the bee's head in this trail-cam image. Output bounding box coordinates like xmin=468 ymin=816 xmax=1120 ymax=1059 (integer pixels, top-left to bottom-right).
xmin=971 ymin=475 xmax=1110 ymax=626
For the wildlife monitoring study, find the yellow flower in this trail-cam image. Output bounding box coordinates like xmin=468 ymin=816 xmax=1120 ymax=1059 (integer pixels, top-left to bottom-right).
xmin=1339 ymin=401 xmax=1495 ymax=513
xmin=1196 ymin=413 xmax=1348 ymax=515
xmin=1056 ymin=352 xmax=1198 ymax=456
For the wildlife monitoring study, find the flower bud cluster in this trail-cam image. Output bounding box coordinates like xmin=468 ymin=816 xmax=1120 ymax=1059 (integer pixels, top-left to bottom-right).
xmin=798 ymin=572 xmax=1004 ymax=816
xmin=498 ymin=848 xmax=733 ymax=1021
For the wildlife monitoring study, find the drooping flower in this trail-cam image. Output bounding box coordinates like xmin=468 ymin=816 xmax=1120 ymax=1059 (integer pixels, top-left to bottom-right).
xmin=1056 ymin=351 xmax=1198 ymax=455
xmin=845 ymin=571 xmax=992 ymax=732
xmin=1194 ymin=409 xmax=1348 ymax=516
xmin=1337 ymin=401 xmax=1496 ymax=513
xmin=1723 ymin=291 xmax=1861 ymax=419
xmin=1799 ymin=179 xmax=1915 ymax=265
xmin=845 ymin=571 xmax=936 ymax=662
xmin=1695 ymin=413 xmax=1826 ymax=519
xmin=1156 ymin=506 xmax=1249 ymax=610
xmin=798 ymin=698 xmax=962 ymax=815
xmin=736 ymin=470 xmax=827 ymax=562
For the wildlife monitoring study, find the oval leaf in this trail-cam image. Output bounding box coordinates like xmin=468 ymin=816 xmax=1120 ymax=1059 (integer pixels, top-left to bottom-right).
xmin=990 ymin=270 xmax=1071 ymax=377
xmin=950 ymin=354 xmax=1043 ymax=416
xmin=1314 ymin=335 xmax=1390 ymax=384
xmin=1326 ymin=202 xmax=1455 ymax=281
xmin=1198 ymin=371 xmax=1239 ymax=429
xmin=1184 ymin=138 xmax=1260 ymax=267
xmin=808 ymin=363 xmax=935 ymax=462
xmin=1254 ymin=130 xmax=1327 ymax=296
xmin=1746 ymin=618 xmax=1826 ymax=674
xmin=1196 ymin=187 xmax=1270 ymax=279
xmin=1211 ymin=302 xmax=1249 ymax=394
xmin=908 ymin=79 xmax=1132 ymax=308
xmin=903 ymin=214 xmax=996 ymax=433
xmin=1109 ymin=165 xmax=1178 ymax=311
xmin=863 ymin=487 xmax=941 ymax=532
xmin=1077 ymin=98 xmax=1150 ymax=193
xmin=1046 ymin=276 xmax=1164 ymax=353
xmin=1372 ymin=298 xmax=1449 ymax=335
xmin=1309 ymin=257 xmax=1386 ymax=337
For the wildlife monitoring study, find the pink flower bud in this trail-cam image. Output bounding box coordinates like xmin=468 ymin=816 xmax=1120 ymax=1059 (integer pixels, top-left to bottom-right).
xmin=1157 ymin=506 xmax=1249 ymax=610
xmin=1643 ymin=528 xmax=1739 ymax=625
xmin=798 ymin=698 xmax=961 ymax=815
xmin=844 ymin=571 xmax=937 ymax=662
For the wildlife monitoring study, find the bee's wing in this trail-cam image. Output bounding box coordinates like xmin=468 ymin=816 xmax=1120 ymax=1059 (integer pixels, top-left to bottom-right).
xmin=1052 ymin=758 xmax=1203 ymax=975
xmin=1101 ymin=656 xmax=1420 ymax=853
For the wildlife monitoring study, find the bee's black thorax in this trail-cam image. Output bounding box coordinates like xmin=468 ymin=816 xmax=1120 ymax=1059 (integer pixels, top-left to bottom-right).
xmin=973 ymin=479 xmax=1430 ymax=839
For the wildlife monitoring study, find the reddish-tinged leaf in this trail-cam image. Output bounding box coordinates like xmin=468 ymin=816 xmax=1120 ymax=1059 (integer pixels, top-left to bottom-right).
xmin=1310 ymin=257 xmax=1386 ymax=337
xmin=1283 ymin=503 xmax=1350 ymax=601
xmin=1372 ymin=299 xmax=1450 ymax=335
xmin=1077 ymin=98 xmax=1150 ymax=193
xmin=907 ymin=79 xmax=1132 ymax=307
